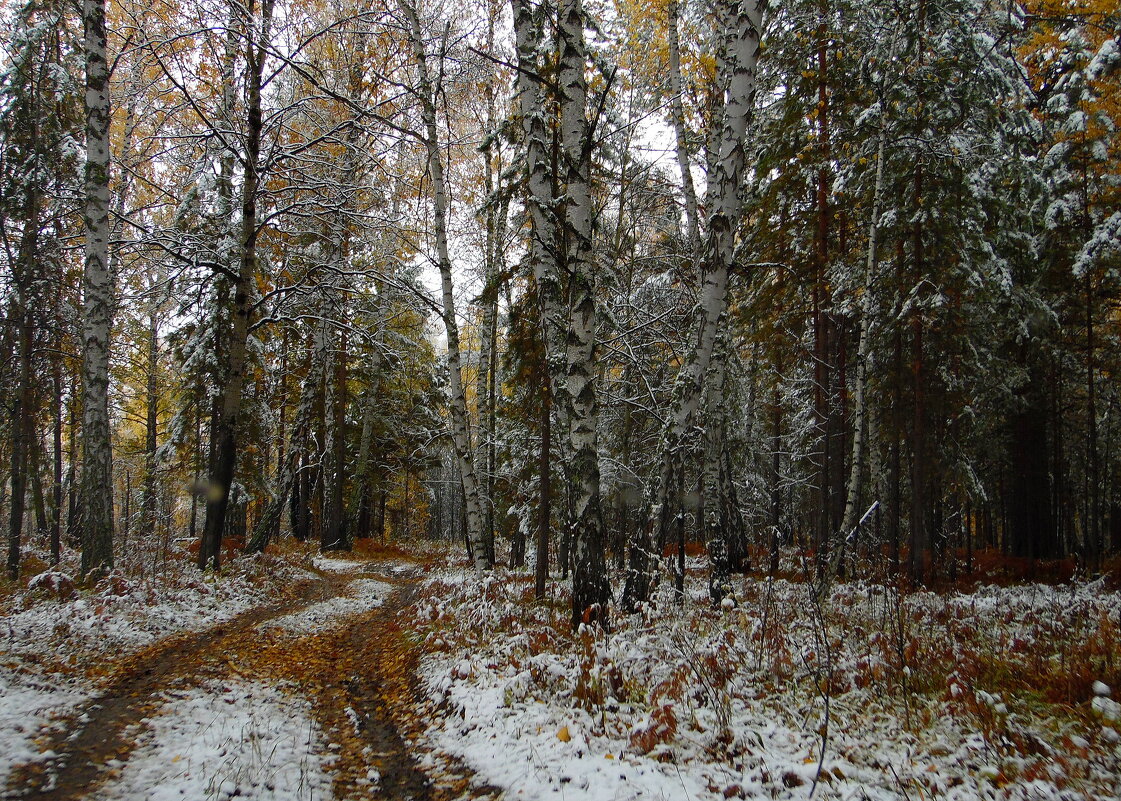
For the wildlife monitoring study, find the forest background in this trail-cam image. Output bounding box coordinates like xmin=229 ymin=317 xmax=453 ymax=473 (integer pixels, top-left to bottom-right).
xmin=1 ymin=0 xmax=1120 ymax=627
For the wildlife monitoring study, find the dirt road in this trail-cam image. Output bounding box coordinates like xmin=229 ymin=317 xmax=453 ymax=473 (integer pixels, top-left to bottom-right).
xmin=3 ymin=561 xmax=486 ymax=801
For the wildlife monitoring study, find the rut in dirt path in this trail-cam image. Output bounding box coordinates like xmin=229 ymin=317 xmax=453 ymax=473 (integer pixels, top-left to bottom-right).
xmin=311 ymin=578 xmax=436 ymax=800
xmin=1 ymin=568 xmax=348 ymax=801
xmin=240 ymin=567 xmax=498 ymax=801
xmin=4 ymin=561 xmax=496 ymax=801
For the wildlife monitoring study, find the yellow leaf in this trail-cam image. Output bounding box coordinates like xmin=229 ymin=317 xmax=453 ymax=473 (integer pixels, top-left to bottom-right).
xmin=557 ymin=726 xmax=571 ymax=742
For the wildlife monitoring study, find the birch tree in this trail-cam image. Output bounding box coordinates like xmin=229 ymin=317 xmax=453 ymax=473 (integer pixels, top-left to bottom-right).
xmin=626 ymin=0 xmax=764 ymax=609
xmin=511 ymin=0 xmax=565 ymax=596
xmin=558 ymin=0 xmax=612 ymax=626
xmin=79 ymin=0 xmax=115 ymax=577
xmin=402 ymin=0 xmax=491 ymax=572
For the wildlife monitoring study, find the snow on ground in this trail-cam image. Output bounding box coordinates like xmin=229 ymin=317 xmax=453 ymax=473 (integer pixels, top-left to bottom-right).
xmin=2 ymin=552 xmax=298 ymax=664
xmin=0 ymin=666 xmax=89 ymax=787
xmin=260 ymin=579 xmax=391 ymax=634
xmin=427 ymin=661 xmax=713 ymax=801
xmin=312 ymin=555 xmax=365 ymax=574
xmin=0 ymin=547 xmax=303 ymax=790
xmin=90 ymin=680 xmax=333 ymax=801
xmin=411 ymin=564 xmax=1121 ymax=801
xmin=312 ymin=553 xmax=420 ymax=580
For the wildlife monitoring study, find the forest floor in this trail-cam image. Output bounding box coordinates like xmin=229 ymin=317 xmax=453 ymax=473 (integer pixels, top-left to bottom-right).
xmin=2 ymin=543 xmax=1121 ymax=801
xmin=0 ymin=542 xmax=489 ymax=801
xmin=407 ymin=554 xmax=1121 ymax=801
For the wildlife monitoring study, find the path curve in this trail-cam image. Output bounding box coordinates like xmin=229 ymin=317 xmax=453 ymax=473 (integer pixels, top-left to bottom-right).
xmin=2 ymin=561 xmax=491 ymax=801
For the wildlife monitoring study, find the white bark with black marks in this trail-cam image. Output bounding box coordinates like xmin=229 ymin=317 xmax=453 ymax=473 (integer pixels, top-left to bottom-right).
xmin=80 ymin=0 xmax=115 ymax=577
xmin=668 ymin=0 xmax=700 ymax=258
xmin=559 ymin=0 xmax=609 ymax=628
xmin=402 ymin=0 xmax=491 ymax=573
xmin=642 ymin=0 xmax=764 ymax=607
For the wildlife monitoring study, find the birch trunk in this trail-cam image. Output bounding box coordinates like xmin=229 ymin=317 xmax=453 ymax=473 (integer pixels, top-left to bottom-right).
xmin=475 ymin=281 xmax=499 ymax=562
xmin=402 ymin=0 xmax=490 ymax=572
xmin=475 ymin=169 xmax=499 ymax=563
xmin=703 ymin=330 xmax=732 ymax=602
xmin=668 ymin=0 xmax=700 ymax=257
xmin=79 ymin=0 xmax=115 ymax=577
xmin=641 ymin=0 xmax=763 ymax=607
xmin=559 ymin=0 xmax=610 ymax=628
xmin=511 ymin=0 xmax=573 ymax=564
xmin=512 ymin=0 xmax=565 ymax=592
xmin=511 ymin=0 xmax=566 ymax=388
xmin=838 ymin=132 xmax=886 ymax=542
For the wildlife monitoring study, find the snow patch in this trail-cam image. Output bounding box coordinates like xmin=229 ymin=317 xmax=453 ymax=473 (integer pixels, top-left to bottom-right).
xmin=91 ymin=680 xmax=331 ymax=801
xmin=0 ymin=667 xmax=90 ymax=788
xmin=260 ymin=579 xmax=390 ymax=634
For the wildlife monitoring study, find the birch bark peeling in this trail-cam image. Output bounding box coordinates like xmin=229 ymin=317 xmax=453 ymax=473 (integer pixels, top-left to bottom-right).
xmin=402 ymin=0 xmax=491 ymax=573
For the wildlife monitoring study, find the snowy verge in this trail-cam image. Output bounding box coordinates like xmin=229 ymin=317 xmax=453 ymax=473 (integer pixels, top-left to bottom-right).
xmin=410 ymin=567 xmax=1121 ymax=801
xmin=311 ymin=555 xmax=365 ymax=574
xmin=89 ymin=679 xmax=332 ymax=801
xmin=1 ymin=553 xmax=301 ymax=665
xmin=0 ymin=666 xmax=89 ymax=788
xmin=312 ymin=554 xmax=421 ymax=579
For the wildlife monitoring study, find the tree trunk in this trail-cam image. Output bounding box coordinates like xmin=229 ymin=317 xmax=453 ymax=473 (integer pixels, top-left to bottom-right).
xmin=1085 ymin=267 xmax=1101 ymax=566
xmin=322 ymin=317 xmax=348 ymax=551
xmin=199 ymin=0 xmax=274 ymax=570
xmin=703 ymin=332 xmax=733 ymax=603
xmin=349 ymin=367 xmax=382 ymax=542
xmin=826 ymin=126 xmax=887 ymax=587
xmin=402 ymin=0 xmax=490 ymax=572
xmin=558 ymin=0 xmax=610 ymax=628
xmin=512 ymin=0 xmax=570 ymax=583
xmin=51 ymin=350 xmax=63 ymax=565
xmin=79 ymin=0 xmax=115 ymax=578
xmin=292 ymin=451 xmax=310 ymax=542
xmin=66 ymin=375 xmax=81 ymax=549
xmin=141 ymin=301 xmax=160 ymax=536
xmin=475 ymin=260 xmax=499 ymax=565
xmin=909 ymin=165 xmax=927 ymax=583
xmin=667 ymin=0 xmax=699 ymax=257
xmin=536 ymin=356 xmax=551 ymax=599
xmin=641 ymin=0 xmax=763 ymax=609
xmin=7 ymin=307 xmax=34 ymax=581
xmin=246 ymin=320 xmax=330 ymax=553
